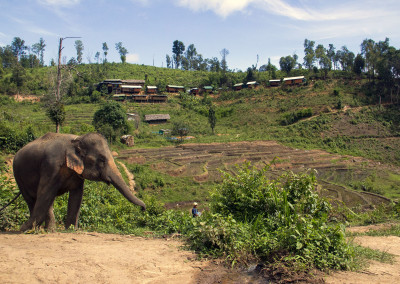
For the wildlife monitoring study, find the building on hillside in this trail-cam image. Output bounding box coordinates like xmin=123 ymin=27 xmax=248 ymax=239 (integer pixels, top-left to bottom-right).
xmin=102 ymin=79 xmax=122 ymax=94
xmin=132 ymin=94 xmax=148 ymax=103
xmin=112 ymin=94 xmax=126 ymax=101
xmin=122 ymin=79 xmax=145 ymax=87
xmin=144 ymin=114 xmax=171 ymax=124
xmin=121 ymin=85 xmax=142 ymax=95
xmin=269 ymin=79 xmax=281 ymax=87
xmin=233 ymin=83 xmax=244 ymax=91
xmin=148 ymin=94 xmax=168 ymax=103
xmin=189 ymin=88 xmax=200 ymax=95
xmin=246 ymin=81 xmax=258 ymax=89
xmin=202 ymin=86 xmax=213 ymax=94
xmin=146 ymin=86 xmax=158 ymax=94
xmin=166 ymin=85 xmax=185 ymax=93
xmin=283 ymin=76 xmax=306 ymax=86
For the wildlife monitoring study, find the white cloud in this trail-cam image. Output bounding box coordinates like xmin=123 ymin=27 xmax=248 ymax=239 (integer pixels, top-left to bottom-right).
xmin=37 ymin=0 xmax=80 ymax=6
xmin=176 ymin=0 xmax=252 ymax=17
xmin=176 ymin=0 xmax=394 ymax=22
xmin=126 ymin=54 xmax=140 ymax=63
xmin=9 ymin=17 xmax=58 ymax=37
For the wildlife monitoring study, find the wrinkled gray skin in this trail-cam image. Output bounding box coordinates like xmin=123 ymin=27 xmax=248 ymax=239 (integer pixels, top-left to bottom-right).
xmin=13 ymin=132 xmax=146 ymax=232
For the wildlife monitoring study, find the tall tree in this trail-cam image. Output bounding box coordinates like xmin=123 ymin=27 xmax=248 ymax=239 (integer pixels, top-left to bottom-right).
xmin=166 ymin=54 xmax=172 ymax=68
xmin=220 ymin=48 xmax=229 ymax=73
xmin=32 ymin=38 xmax=46 ymax=66
xmin=185 ymin=44 xmax=197 ymax=70
xmin=102 ymin=42 xmax=109 ymax=63
xmin=353 ymin=53 xmax=365 ymax=75
xmin=208 ymin=106 xmax=216 ymax=134
xmin=74 ymin=40 xmax=84 ymax=64
xmin=115 ymin=42 xmax=128 ymax=63
xmin=11 ymin=37 xmax=27 ymax=61
xmin=327 ymin=44 xmax=336 ymax=70
xmin=303 ymin=39 xmax=315 ymax=70
xmin=94 ymin=51 xmax=100 ymax=64
xmin=172 ymin=40 xmax=185 ymax=69
xmin=315 ymin=44 xmax=331 ymax=77
xmin=279 ymin=55 xmax=296 ymax=75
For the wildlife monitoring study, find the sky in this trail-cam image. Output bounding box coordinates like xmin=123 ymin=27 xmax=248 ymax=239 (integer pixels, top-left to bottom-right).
xmin=0 ymin=0 xmax=399 ymax=71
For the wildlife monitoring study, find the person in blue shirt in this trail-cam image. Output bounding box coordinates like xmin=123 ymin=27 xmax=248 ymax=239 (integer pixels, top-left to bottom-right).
xmin=192 ymin=202 xmax=200 ymax=217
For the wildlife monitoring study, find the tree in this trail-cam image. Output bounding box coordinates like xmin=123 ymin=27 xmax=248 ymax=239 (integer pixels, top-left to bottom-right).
xmin=115 ymin=42 xmax=128 ymax=63
xmin=172 ymin=40 xmax=185 ymax=69
xmin=208 ymin=57 xmax=221 ymax=72
xmin=92 ymin=101 xmax=130 ymax=143
xmin=245 ymin=67 xmax=256 ymax=82
xmin=46 ymin=101 xmax=66 ymax=133
xmin=353 ymin=54 xmax=365 ymax=75
xmin=315 ymin=44 xmax=331 ymax=77
xmin=94 ymin=51 xmax=100 ymax=64
xmin=32 ymin=38 xmax=46 ymax=66
xmin=220 ymin=48 xmax=229 ymax=73
xmin=0 ymin=45 xmax=17 ymax=68
xmin=337 ymin=46 xmax=355 ymax=71
xmin=327 ymin=44 xmax=336 ymax=70
xmin=185 ymin=44 xmax=197 ymax=70
xmin=279 ymin=55 xmax=296 ymax=75
xmin=11 ymin=37 xmax=27 ymax=61
xmin=74 ymin=40 xmax=84 ymax=64
xmin=166 ymin=54 xmax=172 ymax=68
xmin=102 ymin=42 xmax=109 ymax=63
xmin=208 ymin=106 xmax=216 ymax=134
xmin=303 ymin=39 xmax=315 ymax=70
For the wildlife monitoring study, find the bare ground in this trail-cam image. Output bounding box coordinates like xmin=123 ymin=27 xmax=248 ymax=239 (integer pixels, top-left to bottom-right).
xmin=0 ymin=232 xmax=261 ymax=284
xmin=1 ymin=229 xmax=399 ymax=284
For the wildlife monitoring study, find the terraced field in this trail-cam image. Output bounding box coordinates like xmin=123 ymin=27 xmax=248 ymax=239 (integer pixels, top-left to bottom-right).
xmin=118 ymin=141 xmax=397 ymax=208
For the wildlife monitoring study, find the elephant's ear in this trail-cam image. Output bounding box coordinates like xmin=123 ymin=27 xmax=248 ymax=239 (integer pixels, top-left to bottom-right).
xmin=66 ymin=139 xmax=84 ymax=175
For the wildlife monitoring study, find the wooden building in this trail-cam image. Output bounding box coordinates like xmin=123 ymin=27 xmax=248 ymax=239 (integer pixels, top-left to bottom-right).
xmin=146 ymin=86 xmax=157 ymax=94
xmin=283 ymin=76 xmax=305 ymax=86
xmin=233 ymin=83 xmax=244 ymax=91
xmin=246 ymin=81 xmax=257 ymax=89
xmin=202 ymin=86 xmax=213 ymax=94
xmin=121 ymin=85 xmax=142 ymax=94
xmin=132 ymin=95 xmax=148 ymax=103
xmin=166 ymin=85 xmax=185 ymax=93
xmin=148 ymin=95 xmax=168 ymax=103
xmin=189 ymin=88 xmax=200 ymax=95
xmin=269 ymin=79 xmax=281 ymax=87
xmin=122 ymin=79 xmax=145 ymax=87
xmin=144 ymin=114 xmax=171 ymax=124
xmin=112 ymin=94 xmax=126 ymax=101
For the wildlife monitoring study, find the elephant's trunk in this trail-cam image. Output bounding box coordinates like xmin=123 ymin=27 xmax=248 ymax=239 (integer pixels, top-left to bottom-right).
xmin=107 ymin=160 xmax=146 ymax=211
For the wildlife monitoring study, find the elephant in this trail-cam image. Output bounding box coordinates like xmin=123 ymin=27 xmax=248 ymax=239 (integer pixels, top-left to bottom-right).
xmin=13 ymin=132 xmax=146 ymax=232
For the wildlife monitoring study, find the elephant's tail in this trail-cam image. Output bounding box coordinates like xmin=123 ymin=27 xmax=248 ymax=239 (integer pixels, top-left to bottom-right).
xmin=0 ymin=192 xmax=21 ymax=212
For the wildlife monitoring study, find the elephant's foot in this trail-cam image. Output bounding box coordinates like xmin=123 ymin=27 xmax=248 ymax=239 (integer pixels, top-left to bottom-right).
xmin=20 ymin=220 xmax=36 ymax=232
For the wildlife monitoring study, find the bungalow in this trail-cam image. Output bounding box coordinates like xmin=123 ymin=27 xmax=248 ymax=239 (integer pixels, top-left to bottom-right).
xmin=202 ymin=86 xmax=213 ymax=94
xmin=189 ymin=88 xmax=200 ymax=95
xmin=121 ymin=85 xmax=142 ymax=95
xmin=112 ymin=94 xmax=126 ymax=101
xmin=233 ymin=83 xmax=244 ymax=91
xmin=166 ymin=85 xmax=185 ymax=93
xmin=269 ymin=79 xmax=281 ymax=87
xmin=283 ymin=76 xmax=306 ymax=86
xmin=102 ymin=79 xmax=122 ymax=94
xmin=146 ymin=86 xmax=158 ymax=94
xmin=122 ymin=79 xmax=145 ymax=87
xmin=132 ymin=94 xmax=148 ymax=103
xmin=144 ymin=114 xmax=171 ymax=124
xmin=246 ymin=81 xmax=257 ymax=89
xmin=148 ymin=94 xmax=168 ymax=103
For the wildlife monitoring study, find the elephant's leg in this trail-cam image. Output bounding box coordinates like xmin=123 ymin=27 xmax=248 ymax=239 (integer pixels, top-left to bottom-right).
xmin=20 ymin=177 xmax=60 ymax=232
xmin=65 ymin=182 xmax=84 ymax=229
xmin=44 ymin=204 xmax=56 ymax=231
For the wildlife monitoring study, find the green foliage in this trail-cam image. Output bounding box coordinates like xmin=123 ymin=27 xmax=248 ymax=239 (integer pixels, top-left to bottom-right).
xmin=0 ymin=168 xmax=29 ymax=230
xmin=92 ymin=101 xmax=130 ymax=142
xmin=281 ymin=108 xmax=313 ymax=125
xmin=46 ymin=101 xmax=66 ymax=131
xmin=208 ymin=106 xmax=216 ymax=134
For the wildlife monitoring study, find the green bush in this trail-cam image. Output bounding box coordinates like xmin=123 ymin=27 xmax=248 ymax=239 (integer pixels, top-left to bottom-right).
xmin=187 ymin=163 xmax=353 ymax=269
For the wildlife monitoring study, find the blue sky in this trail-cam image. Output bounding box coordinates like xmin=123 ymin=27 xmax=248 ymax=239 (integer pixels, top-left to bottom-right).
xmin=1 ymin=0 xmax=399 ymax=71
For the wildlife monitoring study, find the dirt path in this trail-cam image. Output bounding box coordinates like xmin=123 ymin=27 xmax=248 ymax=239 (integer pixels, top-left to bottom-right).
xmin=1 ymin=228 xmax=399 ymax=284
xmin=325 ymin=225 xmax=400 ymax=284
xmin=0 ymin=232 xmax=261 ymax=284
xmin=117 ymin=161 xmax=136 ymax=192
